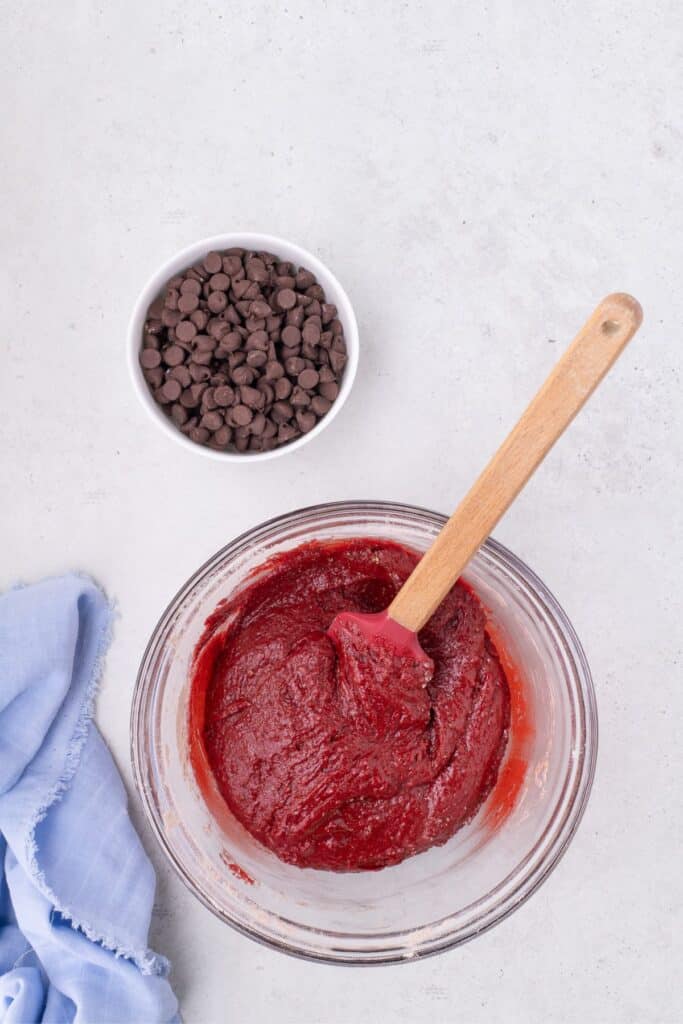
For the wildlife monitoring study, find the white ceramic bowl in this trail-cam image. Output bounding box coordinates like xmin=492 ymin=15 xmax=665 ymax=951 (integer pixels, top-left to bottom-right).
xmin=127 ymin=233 xmax=359 ymax=462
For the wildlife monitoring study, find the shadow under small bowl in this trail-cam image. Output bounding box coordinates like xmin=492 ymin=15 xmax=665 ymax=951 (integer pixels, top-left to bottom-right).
xmin=127 ymin=233 xmax=359 ymax=462
xmin=131 ymin=501 xmax=597 ymax=965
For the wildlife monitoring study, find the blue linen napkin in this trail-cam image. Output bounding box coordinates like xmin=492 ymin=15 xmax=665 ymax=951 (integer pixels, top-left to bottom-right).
xmin=0 ymin=575 xmax=178 ymax=1023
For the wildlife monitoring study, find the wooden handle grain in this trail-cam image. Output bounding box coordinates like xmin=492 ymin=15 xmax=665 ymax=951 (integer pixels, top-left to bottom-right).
xmin=388 ymin=293 xmax=643 ymax=633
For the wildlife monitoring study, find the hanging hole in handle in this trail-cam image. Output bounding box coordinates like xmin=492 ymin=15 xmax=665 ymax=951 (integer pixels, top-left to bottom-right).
xmin=601 ymin=319 xmax=621 ymax=335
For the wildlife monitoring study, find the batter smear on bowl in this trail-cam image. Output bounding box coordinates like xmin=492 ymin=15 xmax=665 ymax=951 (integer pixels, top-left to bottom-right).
xmin=189 ymin=539 xmax=511 ymax=871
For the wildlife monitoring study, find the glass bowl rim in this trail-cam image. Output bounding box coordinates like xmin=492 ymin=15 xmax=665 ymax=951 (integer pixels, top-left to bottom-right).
xmin=131 ymin=500 xmax=598 ymax=965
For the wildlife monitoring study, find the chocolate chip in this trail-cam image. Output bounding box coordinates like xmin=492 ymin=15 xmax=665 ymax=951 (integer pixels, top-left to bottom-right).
xmin=284 ymin=356 xmax=306 ymax=376
xmin=232 ymin=365 xmax=255 ymax=386
xmin=311 ymin=395 xmax=331 ymax=416
xmin=319 ymin=381 xmax=339 ymax=401
xmin=232 ymin=279 xmax=251 ymax=300
xmin=295 ymin=269 xmax=316 ymax=290
xmin=286 ymin=306 xmax=305 ymax=327
xmin=223 ymin=255 xmax=242 ymax=275
xmin=178 ymin=292 xmax=199 ymax=314
xmin=201 ymin=411 xmax=224 ymax=431
xmin=296 ymin=410 xmax=317 ymax=433
xmin=207 ymin=291 xmax=228 ymax=313
xmin=329 ymin=349 xmax=347 ymax=375
xmin=144 ymin=367 xmax=164 ymax=388
xmin=278 ymin=422 xmax=300 ymax=443
xmin=161 ymin=308 xmax=181 ymax=328
xmin=192 ymin=349 xmax=214 ymax=366
xmin=272 ymin=400 xmax=293 ymax=424
xmin=281 ymin=325 xmax=301 ymax=346
xmin=213 ymin=425 xmax=233 ymax=446
xmin=274 ymin=377 xmax=292 ymax=400
xmin=250 ymin=412 xmax=267 ymax=435
xmin=191 ymin=310 xmax=209 ymax=331
xmin=290 ymin=386 xmax=311 ymax=408
xmin=214 ymin=385 xmax=235 ymax=407
xmin=171 ymin=403 xmax=188 ymax=426
xmin=201 ymin=386 xmax=217 ymax=409
xmin=163 ymin=346 xmax=185 ymax=367
xmin=140 ymin=349 xmax=161 ymax=369
xmin=180 ymin=414 xmax=197 ymax=431
xmin=245 ymin=330 xmax=269 ymax=351
xmin=203 ymin=252 xmax=223 ymax=274
xmin=189 ymin=426 xmax=210 ymax=444
xmin=176 ymin=320 xmax=197 ymax=343
xmin=218 ymin=331 xmax=242 ymax=353
xmin=231 ymin=404 xmax=253 ymax=426
xmin=207 ymin=319 xmax=227 ymax=340
xmin=302 ymin=320 xmax=321 ymax=345
xmin=195 ymin=335 xmax=216 ymax=351
xmin=277 ymin=288 xmax=296 ymax=310
xmin=181 ymin=278 xmax=202 ymax=296
xmin=228 ymin=351 xmax=246 ymax=370
xmin=298 ymin=368 xmax=319 ymax=389
xmin=210 ymin=273 xmax=231 ymax=292
xmin=264 ymin=360 xmax=285 ymax=380
xmin=161 ymin=379 xmax=182 ymax=402
xmin=245 ymin=258 xmax=268 ymax=283
xmin=224 ymin=305 xmax=242 ymax=325
xmin=250 ymin=299 xmax=271 ymax=318
xmin=189 ymin=363 xmax=210 ymax=383
xmin=180 ymin=388 xmax=198 ymax=409
xmin=240 ymin=385 xmax=263 ymax=409
xmin=246 ymin=350 xmax=268 ymax=368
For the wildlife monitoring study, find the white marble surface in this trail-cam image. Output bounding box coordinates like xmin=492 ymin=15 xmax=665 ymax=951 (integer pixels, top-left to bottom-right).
xmin=3 ymin=2 xmax=682 ymax=1022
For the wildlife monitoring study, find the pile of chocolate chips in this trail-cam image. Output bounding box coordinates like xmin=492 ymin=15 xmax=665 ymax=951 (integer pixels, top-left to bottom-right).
xmin=139 ymin=248 xmax=347 ymax=453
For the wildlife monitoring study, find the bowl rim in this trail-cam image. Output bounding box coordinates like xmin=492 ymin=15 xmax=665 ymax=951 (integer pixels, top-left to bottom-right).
xmin=126 ymin=232 xmax=359 ymax=463
xmin=131 ymin=500 xmax=598 ymax=965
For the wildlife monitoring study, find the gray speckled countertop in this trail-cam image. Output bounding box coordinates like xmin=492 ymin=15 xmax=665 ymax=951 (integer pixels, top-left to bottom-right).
xmin=3 ymin=2 xmax=681 ymax=1021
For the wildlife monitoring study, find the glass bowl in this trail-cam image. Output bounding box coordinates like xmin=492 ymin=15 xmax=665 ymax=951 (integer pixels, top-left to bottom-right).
xmin=131 ymin=501 xmax=597 ymax=965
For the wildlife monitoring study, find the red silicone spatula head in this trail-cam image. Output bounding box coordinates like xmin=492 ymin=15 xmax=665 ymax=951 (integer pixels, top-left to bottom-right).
xmin=328 ymin=609 xmax=431 ymax=662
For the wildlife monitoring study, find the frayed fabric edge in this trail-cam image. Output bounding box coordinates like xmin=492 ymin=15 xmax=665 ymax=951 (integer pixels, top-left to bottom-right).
xmin=19 ymin=576 xmax=170 ymax=978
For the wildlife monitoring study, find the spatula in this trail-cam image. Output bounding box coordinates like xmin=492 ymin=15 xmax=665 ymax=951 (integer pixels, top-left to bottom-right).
xmin=328 ymin=293 xmax=643 ymax=661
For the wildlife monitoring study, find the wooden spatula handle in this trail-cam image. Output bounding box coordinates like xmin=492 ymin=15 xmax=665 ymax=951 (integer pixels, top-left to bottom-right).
xmin=388 ymin=293 xmax=643 ymax=634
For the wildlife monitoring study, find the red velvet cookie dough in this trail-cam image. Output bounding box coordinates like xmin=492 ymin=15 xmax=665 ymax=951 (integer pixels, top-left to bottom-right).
xmin=189 ymin=539 xmax=511 ymax=871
